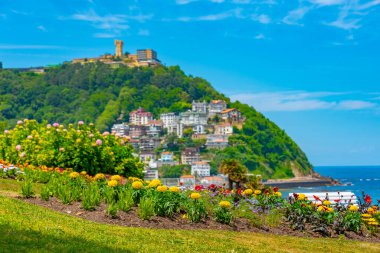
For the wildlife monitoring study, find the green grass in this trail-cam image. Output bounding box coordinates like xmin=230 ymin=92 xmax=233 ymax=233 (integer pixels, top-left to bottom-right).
xmin=0 ymin=178 xmax=42 ymax=196
xmin=0 ymin=196 xmax=379 ymax=253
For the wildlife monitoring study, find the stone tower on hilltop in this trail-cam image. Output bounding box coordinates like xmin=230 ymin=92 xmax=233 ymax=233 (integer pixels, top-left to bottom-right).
xmin=115 ymin=40 xmax=123 ymax=58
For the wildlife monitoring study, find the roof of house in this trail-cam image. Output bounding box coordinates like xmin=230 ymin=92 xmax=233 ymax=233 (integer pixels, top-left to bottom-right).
xmin=211 ymin=100 xmax=225 ymax=104
xmin=221 ymin=108 xmax=237 ymax=114
xmin=180 ymin=175 xmax=195 ymax=178
xmin=192 ymin=161 xmax=209 ymax=165
xmin=203 ymin=176 xmax=224 ymax=181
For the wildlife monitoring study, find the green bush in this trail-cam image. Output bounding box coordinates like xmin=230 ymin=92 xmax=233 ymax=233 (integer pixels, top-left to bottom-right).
xmin=82 ymin=183 xmax=101 ymax=211
xmin=21 ymin=179 xmax=34 ymax=198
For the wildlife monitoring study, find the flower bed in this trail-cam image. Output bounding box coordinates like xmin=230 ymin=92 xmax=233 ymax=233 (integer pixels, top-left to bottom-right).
xmin=1 ymin=164 xmax=379 ymax=241
xmin=0 ymin=120 xmax=143 ymax=177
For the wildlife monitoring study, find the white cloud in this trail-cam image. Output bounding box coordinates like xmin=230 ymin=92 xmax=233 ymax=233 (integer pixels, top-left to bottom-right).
xmin=93 ymin=33 xmax=117 ymax=38
xmin=70 ymin=10 xmax=152 ymax=37
xmin=282 ymin=6 xmax=312 ymax=26
xmin=252 ymin=14 xmax=271 ymax=24
xmin=178 ymin=8 xmax=243 ymax=22
xmin=37 ymin=25 xmax=47 ymax=32
xmin=0 ymin=44 xmax=62 ymax=49
xmin=337 ymin=100 xmax=376 ymax=110
xmin=255 ymin=33 xmax=265 ymax=39
xmin=138 ymin=29 xmax=150 ymax=36
xmin=308 ymin=0 xmax=345 ymax=6
xmin=230 ymin=91 xmax=378 ymax=112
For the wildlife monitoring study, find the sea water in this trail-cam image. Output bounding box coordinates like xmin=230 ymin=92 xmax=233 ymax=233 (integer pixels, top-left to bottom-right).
xmin=281 ymin=166 xmax=380 ymax=202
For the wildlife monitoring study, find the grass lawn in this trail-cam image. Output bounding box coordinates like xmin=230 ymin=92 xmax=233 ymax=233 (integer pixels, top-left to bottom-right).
xmin=0 ymin=195 xmax=379 ymax=253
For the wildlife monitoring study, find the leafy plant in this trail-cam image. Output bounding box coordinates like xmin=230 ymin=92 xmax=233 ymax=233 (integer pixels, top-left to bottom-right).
xmin=21 ymin=179 xmax=34 ymax=198
xmin=82 ymin=183 xmax=101 ymax=211
xmin=185 ymin=199 xmax=208 ymax=223
xmin=118 ymin=188 xmax=134 ymax=213
xmin=138 ymin=196 xmax=155 ymax=220
xmin=40 ymin=185 xmax=50 ymax=201
xmin=106 ymin=202 xmax=118 ymax=218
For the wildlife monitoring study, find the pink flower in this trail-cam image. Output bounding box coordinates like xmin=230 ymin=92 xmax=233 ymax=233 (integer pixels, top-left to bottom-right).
xmin=59 ymin=148 xmax=65 ymax=152
xmin=53 ymin=123 xmax=59 ymax=127
xmin=27 ymin=135 xmax=33 ymax=139
xmin=16 ymin=145 xmax=21 ymax=151
xmin=89 ymin=134 xmax=94 ymax=138
xmin=17 ymin=120 xmax=23 ymax=125
xmin=4 ymin=130 xmax=9 ymax=134
xmin=102 ymin=131 xmax=109 ymax=136
xmin=46 ymin=124 xmax=52 ymax=129
xmin=96 ymin=139 xmax=102 ymax=146
xmin=78 ymin=121 xmax=84 ymax=125
xmin=19 ymin=152 xmax=25 ymax=158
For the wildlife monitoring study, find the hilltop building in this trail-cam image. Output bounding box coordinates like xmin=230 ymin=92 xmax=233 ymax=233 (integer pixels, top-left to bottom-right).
xmin=72 ymin=39 xmax=161 ymax=68
xmin=191 ymin=161 xmax=211 ymax=177
xmin=181 ymin=147 xmax=200 ymax=165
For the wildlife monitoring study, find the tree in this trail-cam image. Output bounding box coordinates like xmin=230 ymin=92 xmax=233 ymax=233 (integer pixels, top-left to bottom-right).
xmin=219 ymin=159 xmax=248 ymax=189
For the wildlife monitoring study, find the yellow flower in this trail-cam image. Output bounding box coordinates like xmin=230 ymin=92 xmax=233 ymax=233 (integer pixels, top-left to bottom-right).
xmin=108 ymin=180 xmax=118 ymax=187
xmin=275 ymin=192 xmax=282 ymax=197
xmin=317 ymin=206 xmax=325 ymax=212
xmin=69 ymin=172 xmax=79 ymax=179
xmin=94 ymin=173 xmax=105 ymax=181
xmin=323 ymin=200 xmax=331 ymax=206
xmin=190 ymin=192 xmax=201 ymax=199
xmin=362 ymin=213 xmax=372 ymax=218
xmin=110 ymin=175 xmax=122 ymax=182
xmin=80 ymin=171 xmax=87 ymax=176
xmin=254 ymin=190 xmax=261 ymax=195
xmin=297 ymin=194 xmax=307 ymax=201
xmin=148 ymin=179 xmax=161 ymax=188
xmin=132 ymin=181 xmax=143 ymax=190
xmin=157 ymin=185 xmax=168 ymax=192
xmin=367 ymin=207 xmax=375 ymax=214
xmin=219 ymin=200 xmax=232 ymax=209
xmin=169 ymin=186 xmax=180 ymax=193
xmin=243 ymin=189 xmax=253 ymax=195
xmin=368 ymin=221 xmax=379 ymax=226
xmin=327 ymin=207 xmax=334 ymax=213
xmin=349 ymin=205 xmax=359 ymax=212
xmin=182 ymin=214 xmax=188 ymax=219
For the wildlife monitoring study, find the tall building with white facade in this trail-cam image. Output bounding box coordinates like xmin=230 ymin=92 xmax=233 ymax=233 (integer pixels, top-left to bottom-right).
xmin=129 ymin=108 xmax=153 ymax=125
xmin=191 ymin=161 xmax=211 ymax=177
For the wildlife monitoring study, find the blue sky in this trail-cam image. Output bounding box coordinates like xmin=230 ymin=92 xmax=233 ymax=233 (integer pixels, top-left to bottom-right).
xmin=1 ymin=0 xmax=380 ymax=166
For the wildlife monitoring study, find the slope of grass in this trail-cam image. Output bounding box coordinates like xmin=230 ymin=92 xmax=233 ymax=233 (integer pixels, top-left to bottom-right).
xmin=0 ymin=195 xmax=379 ymax=253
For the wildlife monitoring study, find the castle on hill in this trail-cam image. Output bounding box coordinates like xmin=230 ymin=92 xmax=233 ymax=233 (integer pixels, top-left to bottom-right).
xmin=72 ymin=40 xmax=161 ymax=68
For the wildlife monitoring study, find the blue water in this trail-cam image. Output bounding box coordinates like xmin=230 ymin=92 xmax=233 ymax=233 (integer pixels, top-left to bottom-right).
xmin=282 ymin=166 xmax=380 ymax=202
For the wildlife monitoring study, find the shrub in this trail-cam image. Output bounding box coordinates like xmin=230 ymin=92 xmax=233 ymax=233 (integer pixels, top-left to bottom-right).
xmin=138 ymin=196 xmax=155 ymax=220
xmin=0 ymin=120 xmax=144 ymax=177
xmin=153 ymin=191 xmax=181 ymax=218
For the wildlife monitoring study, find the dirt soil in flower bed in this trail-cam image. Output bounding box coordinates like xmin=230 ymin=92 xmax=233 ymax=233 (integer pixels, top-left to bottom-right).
xmin=18 ymin=196 xmax=380 ymax=243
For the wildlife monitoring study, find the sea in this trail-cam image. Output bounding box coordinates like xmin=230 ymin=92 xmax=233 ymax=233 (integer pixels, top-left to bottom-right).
xmin=281 ymin=166 xmax=380 ymax=203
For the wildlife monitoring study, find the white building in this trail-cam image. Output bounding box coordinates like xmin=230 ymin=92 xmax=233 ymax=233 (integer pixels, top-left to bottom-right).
xmin=208 ymin=100 xmax=227 ymax=117
xmin=161 ymin=151 xmax=174 ymax=162
xmin=192 ymin=100 xmax=208 ymax=113
xmin=181 ymin=148 xmax=201 ymax=165
xmin=191 ymin=161 xmax=211 ymax=177
xmin=160 ymin=112 xmax=182 ymax=137
xmin=129 ymin=108 xmax=153 ymax=125
xmin=111 ymin=123 xmax=129 ymax=136
xmin=180 ymin=111 xmax=207 ymax=134
xmin=214 ymin=123 xmax=233 ymax=135
xmin=206 ymin=135 xmax=229 ymax=149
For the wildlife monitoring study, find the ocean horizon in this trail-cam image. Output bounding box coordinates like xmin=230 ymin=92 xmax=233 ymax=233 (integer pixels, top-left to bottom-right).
xmin=282 ymin=165 xmax=380 ymax=202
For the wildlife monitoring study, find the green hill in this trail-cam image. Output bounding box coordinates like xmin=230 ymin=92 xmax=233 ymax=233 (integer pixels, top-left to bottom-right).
xmin=0 ymin=63 xmax=313 ymax=178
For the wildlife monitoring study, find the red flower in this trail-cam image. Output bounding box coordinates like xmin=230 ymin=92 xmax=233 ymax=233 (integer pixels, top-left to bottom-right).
xmin=273 ymin=187 xmax=279 ymax=193
xmin=301 ymin=203 xmax=306 ymax=207
xmin=264 ymin=189 xmax=269 ymax=195
xmin=195 ymin=185 xmax=203 ymax=191
xmin=179 ymin=182 xmax=183 ymax=186
xmin=313 ymin=195 xmax=322 ymax=202
xmin=334 ymin=199 xmax=340 ymax=203
xmin=293 ymin=193 xmax=299 ymax=199
xmin=364 ymin=194 xmax=372 ymax=204
xmin=209 ymin=184 xmax=216 ymax=189
xmin=237 ymin=188 xmax=242 ymax=195
xmin=224 ymin=190 xmax=231 ymax=194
